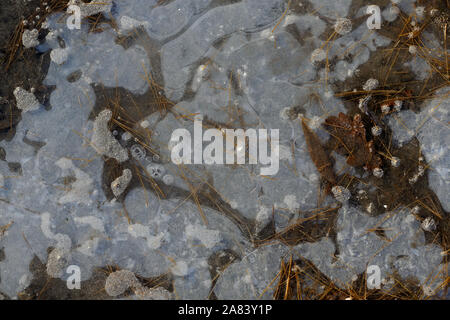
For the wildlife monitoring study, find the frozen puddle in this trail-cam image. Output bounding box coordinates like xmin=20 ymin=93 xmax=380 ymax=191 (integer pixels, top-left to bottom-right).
xmin=0 ymin=0 xmax=448 ymax=299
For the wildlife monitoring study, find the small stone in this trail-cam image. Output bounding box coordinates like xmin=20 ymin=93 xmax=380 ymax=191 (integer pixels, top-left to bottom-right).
xmin=91 ymin=110 xmax=129 ymax=162
xmin=373 ymin=168 xmax=384 ymax=178
xmin=50 ymin=48 xmax=69 ymax=65
xmin=358 ymin=95 xmax=372 ymax=113
xmin=130 ymin=144 xmax=146 ymax=160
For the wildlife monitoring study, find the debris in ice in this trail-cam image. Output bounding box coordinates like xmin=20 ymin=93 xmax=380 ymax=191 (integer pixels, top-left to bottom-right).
xmin=91 ymin=110 xmax=129 ymax=162
xmin=130 ymin=144 xmax=146 ymax=160
xmin=68 ymin=0 xmax=112 ymax=19
xmin=332 ymin=186 xmax=351 ymax=203
xmin=373 ymin=167 xmax=384 ymax=178
xmin=421 ymin=217 xmax=436 ymax=232
xmin=111 ymin=169 xmax=132 ymax=198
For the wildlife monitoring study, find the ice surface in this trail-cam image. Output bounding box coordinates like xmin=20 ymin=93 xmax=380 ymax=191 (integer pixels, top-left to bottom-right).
xmin=295 ymin=205 xmax=444 ymax=291
xmin=388 ymin=87 xmax=449 ymax=212
xmin=214 ymin=243 xmax=294 ymax=299
xmin=0 ymin=0 xmax=447 ymax=299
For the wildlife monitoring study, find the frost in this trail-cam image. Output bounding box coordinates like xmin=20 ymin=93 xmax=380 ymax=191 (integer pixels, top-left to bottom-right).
xmin=56 ymin=158 xmax=94 ymax=204
xmin=332 ymin=186 xmax=351 ymax=203
xmin=50 ymin=48 xmax=69 ymax=65
xmin=334 ymin=18 xmax=352 ymax=35
xmin=47 ymin=247 xmax=70 ymax=278
xmin=13 ymin=87 xmax=40 ymax=113
xmin=363 ymin=78 xmax=379 ymax=91
xmin=105 ymin=270 xmax=139 ymax=297
xmin=68 ymin=0 xmax=113 ymax=19
xmin=91 ymin=110 xmax=129 ymax=162
xmin=22 ymin=29 xmax=39 ymax=48
xmin=111 ymin=169 xmax=132 ymax=198
xmin=185 ymin=224 xmax=221 ymax=249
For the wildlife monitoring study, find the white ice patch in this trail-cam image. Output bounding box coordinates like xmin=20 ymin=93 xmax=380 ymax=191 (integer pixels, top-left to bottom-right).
xmin=185 ymin=224 xmax=221 ymax=249
xmin=55 ymin=158 xmax=94 ymax=205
